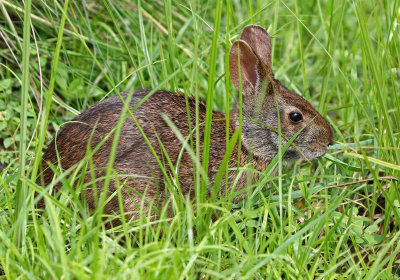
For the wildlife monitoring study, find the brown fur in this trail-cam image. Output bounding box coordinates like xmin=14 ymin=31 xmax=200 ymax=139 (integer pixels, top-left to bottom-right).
xmin=37 ymin=25 xmax=334 ymax=219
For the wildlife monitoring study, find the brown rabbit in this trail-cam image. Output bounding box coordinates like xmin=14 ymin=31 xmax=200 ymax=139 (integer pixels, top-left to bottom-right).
xmin=38 ymin=25 xmax=334 ymax=218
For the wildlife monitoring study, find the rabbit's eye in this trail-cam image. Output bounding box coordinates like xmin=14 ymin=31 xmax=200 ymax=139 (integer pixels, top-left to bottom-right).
xmin=289 ymin=112 xmax=303 ymax=123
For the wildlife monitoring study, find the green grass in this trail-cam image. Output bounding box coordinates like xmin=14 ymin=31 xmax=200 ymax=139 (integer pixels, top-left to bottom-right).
xmin=1 ymin=0 xmax=400 ymax=278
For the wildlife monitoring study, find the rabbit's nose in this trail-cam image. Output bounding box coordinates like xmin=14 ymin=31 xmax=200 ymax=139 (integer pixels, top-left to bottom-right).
xmin=327 ymin=125 xmax=335 ymax=146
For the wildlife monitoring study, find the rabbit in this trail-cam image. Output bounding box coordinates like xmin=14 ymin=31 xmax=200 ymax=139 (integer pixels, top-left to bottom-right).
xmin=37 ymin=25 xmax=334 ymax=219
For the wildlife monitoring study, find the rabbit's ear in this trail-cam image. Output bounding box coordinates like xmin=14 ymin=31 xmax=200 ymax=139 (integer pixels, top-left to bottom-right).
xmin=240 ymin=25 xmax=272 ymax=73
xmin=229 ymin=40 xmax=266 ymax=93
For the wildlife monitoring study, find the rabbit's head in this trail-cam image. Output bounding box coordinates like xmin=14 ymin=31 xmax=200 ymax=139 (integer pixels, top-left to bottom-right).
xmin=229 ymin=25 xmax=334 ymax=161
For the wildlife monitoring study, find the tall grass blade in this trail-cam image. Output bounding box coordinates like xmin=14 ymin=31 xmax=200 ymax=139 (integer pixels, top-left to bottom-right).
xmin=14 ymin=0 xmax=33 ymax=249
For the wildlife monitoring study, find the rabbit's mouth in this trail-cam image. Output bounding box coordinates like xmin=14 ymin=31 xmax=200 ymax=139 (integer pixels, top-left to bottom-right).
xmin=281 ymin=141 xmax=330 ymax=161
xmin=304 ymin=148 xmax=329 ymax=160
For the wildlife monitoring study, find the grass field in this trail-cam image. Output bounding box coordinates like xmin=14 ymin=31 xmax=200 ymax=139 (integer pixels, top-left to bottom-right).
xmin=1 ymin=0 xmax=400 ymax=279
